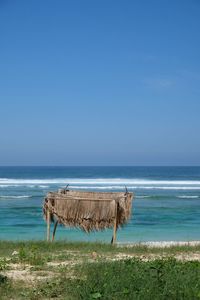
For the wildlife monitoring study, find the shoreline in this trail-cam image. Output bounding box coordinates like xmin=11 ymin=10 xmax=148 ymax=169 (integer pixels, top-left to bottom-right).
xmin=0 ymin=239 xmax=200 ymax=248
xmin=117 ymin=241 xmax=200 ymax=248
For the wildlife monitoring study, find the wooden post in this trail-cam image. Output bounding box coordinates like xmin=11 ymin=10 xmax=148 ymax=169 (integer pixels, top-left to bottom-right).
xmin=52 ymin=220 xmax=58 ymax=242
xmin=47 ymin=208 xmax=50 ymax=242
xmin=111 ymin=201 xmax=118 ymax=245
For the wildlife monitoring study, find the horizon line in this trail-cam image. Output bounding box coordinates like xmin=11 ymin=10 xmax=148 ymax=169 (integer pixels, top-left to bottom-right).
xmin=0 ymin=165 xmax=200 ymax=168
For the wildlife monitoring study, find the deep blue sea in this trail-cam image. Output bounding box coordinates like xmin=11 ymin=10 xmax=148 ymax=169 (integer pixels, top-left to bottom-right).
xmin=0 ymin=166 xmax=200 ymax=243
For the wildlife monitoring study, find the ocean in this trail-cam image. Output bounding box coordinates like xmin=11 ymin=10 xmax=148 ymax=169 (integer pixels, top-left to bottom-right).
xmin=0 ymin=166 xmax=200 ymax=243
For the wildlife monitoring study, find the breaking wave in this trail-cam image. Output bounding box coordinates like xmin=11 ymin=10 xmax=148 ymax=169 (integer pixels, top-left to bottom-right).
xmin=1 ymin=178 xmax=200 ymax=185
xmin=68 ymin=185 xmax=200 ymax=191
xmin=177 ymin=195 xmax=199 ymax=199
xmin=0 ymin=195 xmax=32 ymax=199
xmin=0 ymin=178 xmax=200 ymax=191
xmin=135 ymin=195 xmax=199 ymax=200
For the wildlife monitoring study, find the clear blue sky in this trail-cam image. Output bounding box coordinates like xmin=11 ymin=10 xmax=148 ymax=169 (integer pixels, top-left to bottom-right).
xmin=0 ymin=0 xmax=200 ymax=166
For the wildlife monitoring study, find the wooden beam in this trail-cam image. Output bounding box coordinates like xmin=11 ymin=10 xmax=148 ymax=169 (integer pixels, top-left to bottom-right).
xmin=47 ymin=209 xmax=50 ymax=242
xmin=111 ymin=201 xmax=118 ymax=245
xmin=52 ymin=220 xmax=58 ymax=242
xmin=48 ymin=196 xmax=126 ymax=201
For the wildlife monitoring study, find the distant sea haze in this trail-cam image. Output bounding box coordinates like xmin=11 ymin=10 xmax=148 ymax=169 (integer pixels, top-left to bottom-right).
xmin=0 ymin=166 xmax=200 ymax=242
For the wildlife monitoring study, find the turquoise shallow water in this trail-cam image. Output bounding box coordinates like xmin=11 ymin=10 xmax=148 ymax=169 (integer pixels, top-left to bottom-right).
xmin=0 ymin=166 xmax=200 ymax=242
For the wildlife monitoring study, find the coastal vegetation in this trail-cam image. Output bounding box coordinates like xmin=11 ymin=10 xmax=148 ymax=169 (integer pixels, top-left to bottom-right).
xmin=0 ymin=241 xmax=200 ymax=299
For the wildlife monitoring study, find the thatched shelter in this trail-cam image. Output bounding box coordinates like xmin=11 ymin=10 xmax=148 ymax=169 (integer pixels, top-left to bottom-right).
xmin=43 ymin=189 xmax=133 ymax=244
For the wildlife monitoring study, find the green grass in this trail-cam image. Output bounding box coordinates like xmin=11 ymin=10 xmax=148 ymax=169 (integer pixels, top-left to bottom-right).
xmin=1 ymin=258 xmax=200 ymax=299
xmin=0 ymin=241 xmax=200 ymax=299
xmin=1 ymin=240 xmax=200 ymax=257
xmin=71 ymin=258 xmax=200 ymax=300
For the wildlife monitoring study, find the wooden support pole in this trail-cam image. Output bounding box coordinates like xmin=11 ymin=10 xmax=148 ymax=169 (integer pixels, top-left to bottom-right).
xmin=47 ymin=209 xmax=50 ymax=242
xmin=52 ymin=220 xmax=58 ymax=242
xmin=111 ymin=201 xmax=118 ymax=245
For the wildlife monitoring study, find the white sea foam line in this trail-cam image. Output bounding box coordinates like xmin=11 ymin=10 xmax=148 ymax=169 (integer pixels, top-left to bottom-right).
xmin=0 ymin=195 xmax=31 ymax=199
xmin=0 ymin=184 xmax=49 ymax=188
xmin=38 ymin=185 xmax=50 ymax=188
xmin=0 ymin=185 xmax=22 ymax=188
xmin=135 ymin=186 xmax=200 ymax=190
xmin=135 ymin=195 xmax=151 ymax=198
xmin=1 ymin=178 xmax=200 ymax=185
xmin=177 ymin=195 xmax=199 ymax=199
xmin=1 ymin=184 xmax=200 ymax=190
xmin=67 ymin=185 xmax=200 ymax=190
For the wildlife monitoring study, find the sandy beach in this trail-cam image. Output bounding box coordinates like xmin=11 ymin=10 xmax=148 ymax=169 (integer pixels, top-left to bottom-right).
xmin=119 ymin=240 xmax=200 ymax=248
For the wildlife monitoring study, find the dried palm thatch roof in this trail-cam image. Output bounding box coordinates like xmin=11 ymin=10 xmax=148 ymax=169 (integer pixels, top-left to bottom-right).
xmin=43 ymin=189 xmax=133 ymax=233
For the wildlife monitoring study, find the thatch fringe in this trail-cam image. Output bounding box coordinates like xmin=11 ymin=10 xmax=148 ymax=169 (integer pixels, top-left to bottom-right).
xmin=43 ymin=189 xmax=133 ymax=232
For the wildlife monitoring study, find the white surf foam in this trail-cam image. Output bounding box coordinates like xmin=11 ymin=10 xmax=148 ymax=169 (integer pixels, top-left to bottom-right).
xmin=38 ymin=185 xmax=50 ymax=188
xmin=1 ymin=178 xmax=200 ymax=185
xmin=1 ymin=178 xmax=200 ymax=191
xmin=135 ymin=195 xmax=151 ymax=198
xmin=0 ymin=185 xmax=21 ymax=188
xmin=177 ymin=195 xmax=199 ymax=199
xmin=65 ymin=185 xmax=200 ymax=190
xmin=0 ymin=195 xmax=32 ymax=199
xmin=132 ymin=186 xmax=200 ymax=190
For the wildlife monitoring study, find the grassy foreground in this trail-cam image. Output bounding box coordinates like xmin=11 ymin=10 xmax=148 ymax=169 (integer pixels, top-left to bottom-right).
xmin=0 ymin=241 xmax=200 ymax=299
